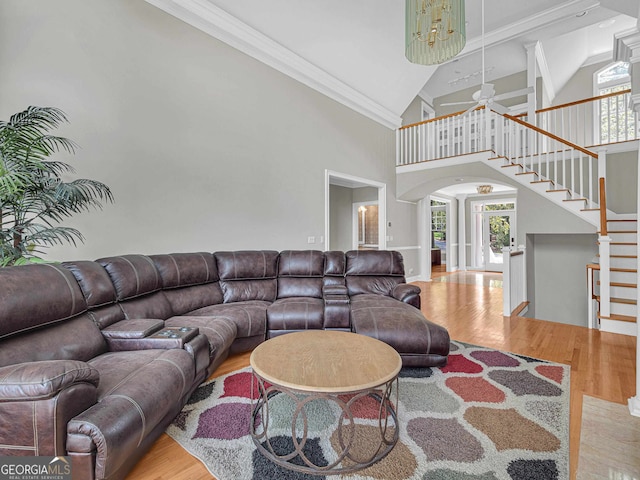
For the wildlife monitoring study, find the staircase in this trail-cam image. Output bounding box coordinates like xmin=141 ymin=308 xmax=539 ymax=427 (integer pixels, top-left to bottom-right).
xmin=595 ymin=216 xmax=638 ymax=335
xmin=481 ymin=154 xmax=604 ymax=228
xmin=396 ymin=105 xmax=638 ymax=336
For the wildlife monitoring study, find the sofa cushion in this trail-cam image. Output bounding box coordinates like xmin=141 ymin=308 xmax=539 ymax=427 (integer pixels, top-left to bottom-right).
xmin=345 ymin=250 xmax=407 ymax=296
xmin=165 ymin=316 xmax=237 ymax=364
xmin=96 ymin=255 xmax=161 ymax=301
xmin=350 ymin=294 xmax=450 ymax=367
xmin=276 ymin=250 xmax=324 ymax=299
xmin=215 ymin=250 xmax=279 ymax=280
xmin=0 ymin=264 xmax=88 ymax=339
xmin=0 ymin=315 xmax=107 ymax=368
xmin=278 ymin=250 xmax=324 ymax=277
xmin=71 ymin=348 xmax=195 ymax=479
xmin=150 ymin=252 xmax=219 ymax=289
xmin=118 ymin=291 xmax=173 ymax=321
xmin=267 ymin=297 xmax=324 ymax=331
xmin=63 ymin=261 xmax=117 ymax=308
xmin=186 ymin=300 xmax=269 ymax=339
xmin=215 ymin=251 xmax=279 ymax=303
xmin=345 ymin=250 xmax=406 ymax=276
xmin=163 ymin=283 xmax=224 ymax=316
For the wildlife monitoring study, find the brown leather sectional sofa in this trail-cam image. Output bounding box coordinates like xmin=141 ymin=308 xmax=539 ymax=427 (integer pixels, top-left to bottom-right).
xmin=0 ymin=249 xmax=449 ymax=480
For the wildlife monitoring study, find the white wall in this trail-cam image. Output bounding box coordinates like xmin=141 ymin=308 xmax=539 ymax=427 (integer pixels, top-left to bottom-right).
xmin=0 ymin=0 xmax=416 ymax=262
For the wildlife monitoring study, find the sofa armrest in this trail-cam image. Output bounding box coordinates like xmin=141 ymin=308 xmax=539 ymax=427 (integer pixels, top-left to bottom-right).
xmin=0 ymin=360 xmax=99 ymax=401
xmin=106 ymin=326 xmax=200 ymax=351
xmin=392 ymin=284 xmax=421 ymax=309
xmin=102 ymin=318 xmax=165 ymax=339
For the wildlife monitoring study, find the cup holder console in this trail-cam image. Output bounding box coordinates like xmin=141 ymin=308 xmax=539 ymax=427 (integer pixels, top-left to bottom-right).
xmin=149 ymin=326 xmax=199 ymax=346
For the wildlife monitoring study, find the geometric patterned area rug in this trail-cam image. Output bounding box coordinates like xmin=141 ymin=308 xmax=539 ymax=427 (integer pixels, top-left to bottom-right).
xmin=166 ymin=340 xmax=570 ymax=480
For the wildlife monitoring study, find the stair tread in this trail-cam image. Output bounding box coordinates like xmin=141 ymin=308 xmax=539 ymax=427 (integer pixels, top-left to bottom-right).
xmin=598 ymin=242 xmax=637 ymax=245
xmin=582 ymin=208 xmax=599 ymax=211
xmin=595 ymin=296 xmax=637 ymax=305
xmin=608 ymin=219 xmax=638 ymax=222
xmin=502 ymin=164 xmax=523 ymax=168
xmin=547 ymin=189 xmax=570 ymax=193
xmin=531 ymin=180 xmax=553 ymax=184
xmin=590 ymin=265 xmax=637 ymax=272
xmin=597 ymin=281 xmax=638 ymax=288
xmin=596 ymin=254 xmax=637 ymax=258
xmin=564 ymin=198 xmax=587 ymax=202
xmin=598 ymin=313 xmax=637 ymax=323
xmin=515 ymin=171 xmax=538 ymax=176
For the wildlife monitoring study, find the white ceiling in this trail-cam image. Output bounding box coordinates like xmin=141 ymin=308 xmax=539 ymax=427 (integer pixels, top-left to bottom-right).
xmin=146 ymin=0 xmax=638 ymax=128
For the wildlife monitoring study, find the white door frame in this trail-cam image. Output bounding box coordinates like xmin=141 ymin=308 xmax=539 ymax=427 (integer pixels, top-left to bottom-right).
xmin=325 ymin=170 xmax=387 ymax=251
xmin=484 ymin=211 xmax=515 ymax=272
xmin=470 ymin=198 xmax=517 ymax=271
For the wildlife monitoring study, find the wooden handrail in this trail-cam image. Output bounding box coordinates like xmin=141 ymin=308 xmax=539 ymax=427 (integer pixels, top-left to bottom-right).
xmin=599 ymin=177 xmax=607 ymax=236
xmin=512 ymin=89 xmax=632 ymax=118
xmin=503 ymin=113 xmax=599 ymax=159
xmin=399 ymin=106 xmax=485 ymax=131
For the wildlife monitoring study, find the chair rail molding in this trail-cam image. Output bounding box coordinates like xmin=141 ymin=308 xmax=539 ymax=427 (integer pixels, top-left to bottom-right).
xmin=144 ymin=0 xmax=402 ymax=129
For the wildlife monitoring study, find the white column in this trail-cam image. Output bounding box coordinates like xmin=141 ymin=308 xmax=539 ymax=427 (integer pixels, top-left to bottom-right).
xmin=418 ymin=197 xmax=432 ymax=282
xmin=457 ymin=194 xmax=467 ymax=271
xmin=525 ymin=42 xmax=538 ymax=126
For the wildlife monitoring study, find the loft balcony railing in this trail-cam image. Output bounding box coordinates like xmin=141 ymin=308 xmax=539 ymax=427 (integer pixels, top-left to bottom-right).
xmin=396 ymin=107 xmax=601 ymax=208
xmin=515 ymin=89 xmax=639 ymax=148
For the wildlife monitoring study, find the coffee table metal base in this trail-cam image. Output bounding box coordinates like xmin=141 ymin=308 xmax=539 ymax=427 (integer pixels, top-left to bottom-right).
xmin=250 ymin=372 xmax=398 ymax=475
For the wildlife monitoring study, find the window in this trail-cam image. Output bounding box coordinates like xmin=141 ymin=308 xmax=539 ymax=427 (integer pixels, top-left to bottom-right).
xmin=594 ymin=62 xmax=636 ymax=144
xmin=430 ymin=200 xmax=446 ymax=252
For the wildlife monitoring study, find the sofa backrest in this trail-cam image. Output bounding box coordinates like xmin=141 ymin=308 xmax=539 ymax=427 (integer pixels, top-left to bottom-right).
xmin=323 ymin=251 xmax=346 ymax=288
xmin=0 ymin=264 xmax=107 ymax=367
xmin=276 ymin=250 xmax=324 ymax=299
xmin=345 ymin=250 xmax=406 ymax=296
xmin=96 ymin=255 xmax=173 ymax=320
xmin=150 ymin=252 xmax=223 ymax=315
xmin=63 ymin=260 xmax=126 ymax=329
xmin=215 ymin=250 xmax=279 ymax=303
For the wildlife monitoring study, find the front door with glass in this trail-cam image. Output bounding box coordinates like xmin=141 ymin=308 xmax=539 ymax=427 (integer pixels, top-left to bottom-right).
xmin=484 ymin=211 xmax=514 ymax=272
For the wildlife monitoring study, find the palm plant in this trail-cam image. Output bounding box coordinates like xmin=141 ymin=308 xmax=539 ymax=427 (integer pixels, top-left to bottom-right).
xmin=0 ymin=106 xmax=113 ymax=266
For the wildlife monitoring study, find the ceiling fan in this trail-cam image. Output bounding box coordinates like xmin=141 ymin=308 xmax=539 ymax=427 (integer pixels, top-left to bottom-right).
xmin=441 ymin=0 xmax=533 ymax=116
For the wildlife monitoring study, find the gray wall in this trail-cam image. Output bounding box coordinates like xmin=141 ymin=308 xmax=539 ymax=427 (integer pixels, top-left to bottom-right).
xmin=329 ymin=185 xmax=353 ymax=252
xmin=526 ymin=233 xmax=598 ymax=326
xmin=0 ymin=0 xmax=417 ymax=263
xmin=607 ymin=151 xmax=638 ymax=214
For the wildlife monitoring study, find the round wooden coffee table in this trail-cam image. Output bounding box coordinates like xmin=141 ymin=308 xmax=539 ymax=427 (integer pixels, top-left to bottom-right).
xmin=249 ymin=330 xmax=401 ymax=474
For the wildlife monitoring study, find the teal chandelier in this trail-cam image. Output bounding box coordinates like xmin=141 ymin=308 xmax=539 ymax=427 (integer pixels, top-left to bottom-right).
xmin=405 ymin=0 xmax=466 ymax=65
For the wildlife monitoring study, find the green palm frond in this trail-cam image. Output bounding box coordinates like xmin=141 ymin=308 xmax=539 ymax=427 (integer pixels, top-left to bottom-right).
xmin=0 ymin=106 xmax=114 ymax=266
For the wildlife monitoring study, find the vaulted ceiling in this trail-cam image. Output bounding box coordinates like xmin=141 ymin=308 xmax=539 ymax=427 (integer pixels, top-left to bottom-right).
xmin=146 ymin=0 xmax=638 ymax=129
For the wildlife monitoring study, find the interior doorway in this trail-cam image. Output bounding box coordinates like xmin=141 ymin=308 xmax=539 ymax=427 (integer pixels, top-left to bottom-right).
xmin=325 ymin=171 xmax=386 ymax=251
xmin=471 ymin=199 xmax=516 ymax=272
xmin=353 ymin=202 xmax=379 ymax=250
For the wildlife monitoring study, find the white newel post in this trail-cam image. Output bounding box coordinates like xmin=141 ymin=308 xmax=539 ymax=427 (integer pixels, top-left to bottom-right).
xmin=503 ymin=247 xmax=512 ymax=316
xmin=598 ymin=235 xmax=611 ymax=319
xmin=615 ymin=15 xmax=640 ymax=416
xmin=597 ymin=148 xmax=607 ymax=182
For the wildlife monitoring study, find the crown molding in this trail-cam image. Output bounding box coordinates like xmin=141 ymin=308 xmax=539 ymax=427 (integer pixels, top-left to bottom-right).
xmin=457 ymin=0 xmax=601 ymax=59
xmin=145 ymin=0 xmax=402 ymax=129
xmin=614 ymin=27 xmax=640 ymax=62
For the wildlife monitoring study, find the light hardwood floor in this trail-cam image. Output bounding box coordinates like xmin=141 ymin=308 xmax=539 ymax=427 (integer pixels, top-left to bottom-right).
xmin=126 ymin=269 xmax=636 ymax=480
